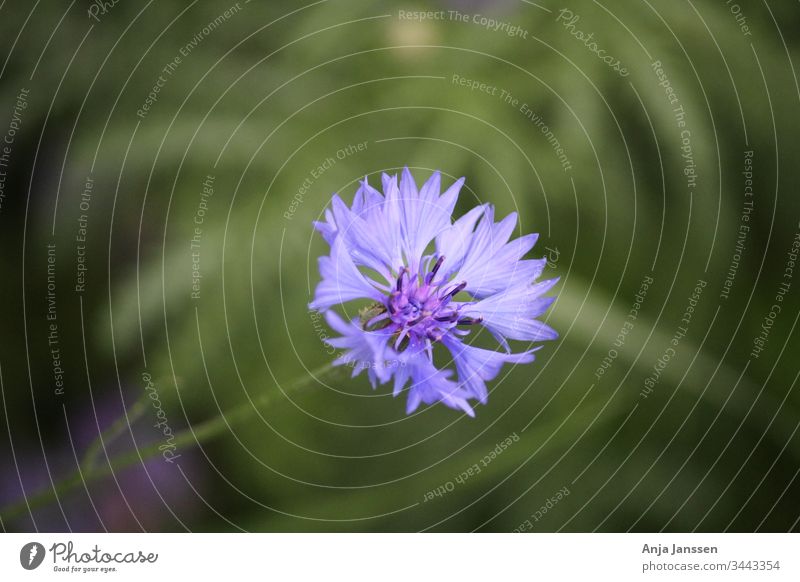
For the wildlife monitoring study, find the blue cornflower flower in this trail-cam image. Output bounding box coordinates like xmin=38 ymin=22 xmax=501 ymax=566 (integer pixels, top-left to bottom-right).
xmin=310 ymin=168 xmax=558 ymax=417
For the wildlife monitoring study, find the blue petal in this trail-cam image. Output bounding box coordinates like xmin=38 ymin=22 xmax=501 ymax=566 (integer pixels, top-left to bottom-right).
xmin=453 ymin=208 xmax=548 ymax=298
xmin=377 ymin=173 xmax=406 ymax=269
xmin=436 ymin=204 xmax=487 ymax=278
xmin=309 ymin=238 xmax=386 ymax=311
xmin=460 ymin=278 xmax=560 ymax=346
xmin=324 ymin=312 xmax=396 ymax=387
xmin=395 ymin=342 xmax=476 ymax=417
xmin=312 ymin=208 xmax=337 ymax=245
xmin=351 ymin=177 xmax=384 ymax=218
xmin=398 ymin=168 xmax=463 ymax=271
xmin=329 ymin=195 xmax=393 ymax=281
xmin=442 ymin=336 xmax=538 ymax=404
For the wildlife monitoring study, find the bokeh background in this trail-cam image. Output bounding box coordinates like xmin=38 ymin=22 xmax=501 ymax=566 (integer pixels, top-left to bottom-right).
xmin=1 ymin=0 xmax=799 ymax=532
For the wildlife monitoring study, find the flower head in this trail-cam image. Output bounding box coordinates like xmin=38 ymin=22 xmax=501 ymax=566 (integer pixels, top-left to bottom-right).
xmin=310 ymin=168 xmax=558 ymax=417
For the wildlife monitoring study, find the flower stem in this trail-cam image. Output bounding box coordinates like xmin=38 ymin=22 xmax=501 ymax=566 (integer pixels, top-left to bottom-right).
xmin=0 ymin=363 xmax=335 ymax=525
xmin=80 ymin=392 xmax=150 ymax=475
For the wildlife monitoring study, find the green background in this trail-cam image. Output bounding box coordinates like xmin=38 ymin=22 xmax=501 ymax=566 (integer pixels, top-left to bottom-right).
xmin=0 ymin=0 xmax=798 ymax=532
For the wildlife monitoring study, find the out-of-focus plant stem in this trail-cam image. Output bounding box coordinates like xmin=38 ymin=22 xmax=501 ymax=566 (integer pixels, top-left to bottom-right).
xmin=0 ymin=364 xmax=334 ymax=525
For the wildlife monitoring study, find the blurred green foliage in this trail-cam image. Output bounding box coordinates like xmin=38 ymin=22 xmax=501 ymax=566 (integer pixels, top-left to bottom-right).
xmin=1 ymin=0 xmax=799 ymax=532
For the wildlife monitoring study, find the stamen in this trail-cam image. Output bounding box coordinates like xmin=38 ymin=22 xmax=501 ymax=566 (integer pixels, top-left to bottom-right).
xmin=434 ymin=312 xmax=459 ymax=323
xmin=396 ymin=267 xmax=407 ymax=291
xmin=387 ymin=260 xmax=477 ymax=345
xmin=443 ymin=281 xmax=467 ymax=300
xmin=425 ymin=255 xmax=445 ymax=284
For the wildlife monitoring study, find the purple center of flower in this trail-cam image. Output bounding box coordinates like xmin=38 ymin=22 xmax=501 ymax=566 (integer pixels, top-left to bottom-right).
xmin=375 ymin=256 xmax=482 ymax=344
